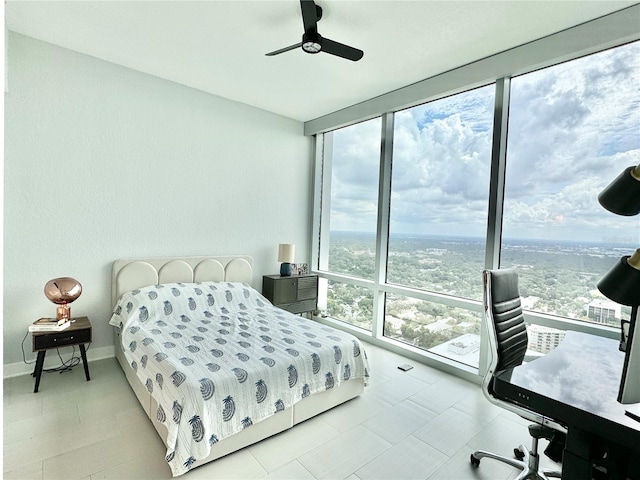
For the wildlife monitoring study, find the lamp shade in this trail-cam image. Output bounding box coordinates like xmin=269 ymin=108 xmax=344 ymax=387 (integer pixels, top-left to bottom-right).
xmin=44 ymin=277 xmax=82 ymax=305
xmin=278 ymin=244 xmax=295 ymax=263
xmin=597 ymin=249 xmax=640 ymax=306
xmin=598 ymin=164 xmax=640 ymax=216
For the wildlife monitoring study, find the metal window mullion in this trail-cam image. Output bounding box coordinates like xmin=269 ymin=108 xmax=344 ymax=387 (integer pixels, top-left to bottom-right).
xmin=315 ymin=132 xmax=332 ymax=272
xmin=485 ymin=77 xmax=510 ymax=270
xmin=479 ymin=76 xmax=511 ymax=377
xmin=312 ymin=133 xmax=331 ymax=314
xmin=310 ymin=134 xmax=322 ymax=271
xmin=372 ymin=112 xmax=394 ymax=339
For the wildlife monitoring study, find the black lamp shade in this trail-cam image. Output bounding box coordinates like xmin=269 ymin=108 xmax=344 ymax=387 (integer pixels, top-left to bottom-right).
xmin=597 ymin=252 xmax=640 ymax=306
xmin=598 ymin=165 xmax=640 ymax=216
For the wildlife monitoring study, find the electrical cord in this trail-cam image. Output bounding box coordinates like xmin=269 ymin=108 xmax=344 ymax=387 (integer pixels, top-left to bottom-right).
xmin=21 ymin=329 xmax=91 ymax=374
xmin=49 ymin=346 xmax=81 ymax=373
xmin=21 ymin=330 xmax=35 ymax=365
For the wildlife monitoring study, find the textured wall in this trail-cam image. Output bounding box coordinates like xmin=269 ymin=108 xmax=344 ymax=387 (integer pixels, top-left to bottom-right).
xmin=4 ymin=33 xmax=313 ymax=370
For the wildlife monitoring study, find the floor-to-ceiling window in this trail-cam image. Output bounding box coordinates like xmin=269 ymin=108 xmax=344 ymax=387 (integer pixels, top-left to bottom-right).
xmin=502 ymin=41 xmax=640 ymax=344
xmin=313 ymin=37 xmax=640 ymax=374
xmin=323 ymin=118 xmax=381 ymax=331
xmin=384 ymin=86 xmax=495 ymax=366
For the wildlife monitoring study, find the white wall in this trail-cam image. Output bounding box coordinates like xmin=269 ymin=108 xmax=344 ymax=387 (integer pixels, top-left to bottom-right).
xmin=4 ymin=33 xmax=313 ymax=373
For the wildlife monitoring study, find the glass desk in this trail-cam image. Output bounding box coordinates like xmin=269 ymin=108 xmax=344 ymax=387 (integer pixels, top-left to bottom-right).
xmin=494 ymin=331 xmax=640 ymax=479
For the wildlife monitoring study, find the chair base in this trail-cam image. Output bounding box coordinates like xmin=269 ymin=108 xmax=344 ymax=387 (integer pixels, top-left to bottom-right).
xmin=471 ymin=443 xmax=561 ymax=480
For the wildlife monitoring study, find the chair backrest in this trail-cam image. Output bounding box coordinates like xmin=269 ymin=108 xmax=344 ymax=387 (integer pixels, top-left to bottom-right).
xmin=481 ymin=268 xmax=567 ymax=433
xmin=483 ymin=268 xmax=528 ymax=373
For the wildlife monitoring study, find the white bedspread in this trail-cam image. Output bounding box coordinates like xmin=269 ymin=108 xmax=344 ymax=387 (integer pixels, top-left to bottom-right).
xmin=110 ymin=282 xmax=369 ymax=476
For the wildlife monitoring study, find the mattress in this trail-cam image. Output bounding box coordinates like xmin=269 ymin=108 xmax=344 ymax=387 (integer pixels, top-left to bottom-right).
xmin=110 ymin=281 xmax=369 ymax=476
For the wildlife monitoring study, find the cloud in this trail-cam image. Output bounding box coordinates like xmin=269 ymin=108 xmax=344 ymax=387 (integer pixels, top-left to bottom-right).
xmin=388 ymin=86 xmax=494 ymax=234
xmin=325 ymin=41 xmax=640 ymax=242
xmin=506 ymin=42 xmax=639 ymax=191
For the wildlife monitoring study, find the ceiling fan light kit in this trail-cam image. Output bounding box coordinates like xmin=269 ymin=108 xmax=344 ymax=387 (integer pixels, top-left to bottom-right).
xmin=302 ymin=32 xmax=322 ymax=54
xmin=266 ymin=0 xmax=364 ymax=61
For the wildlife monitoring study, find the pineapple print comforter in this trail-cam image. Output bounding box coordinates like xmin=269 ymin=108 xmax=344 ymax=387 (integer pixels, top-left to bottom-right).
xmin=110 ymin=282 xmax=369 ymax=476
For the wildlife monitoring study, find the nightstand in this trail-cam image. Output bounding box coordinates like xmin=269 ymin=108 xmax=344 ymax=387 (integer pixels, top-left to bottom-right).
xmin=31 ymin=316 xmax=92 ymax=392
xmin=262 ymin=274 xmax=318 ymax=315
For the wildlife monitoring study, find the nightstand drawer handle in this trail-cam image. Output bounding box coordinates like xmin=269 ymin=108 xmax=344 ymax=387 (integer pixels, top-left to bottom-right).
xmin=54 ymin=336 xmax=73 ymax=342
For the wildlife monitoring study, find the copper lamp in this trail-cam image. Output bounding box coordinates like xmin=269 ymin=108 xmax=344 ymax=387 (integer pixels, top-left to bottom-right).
xmin=44 ymin=277 xmax=82 ymax=321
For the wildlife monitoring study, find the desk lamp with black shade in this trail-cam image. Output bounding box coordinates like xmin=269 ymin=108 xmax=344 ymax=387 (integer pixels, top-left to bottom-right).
xmin=597 ymin=163 xmax=640 ymax=421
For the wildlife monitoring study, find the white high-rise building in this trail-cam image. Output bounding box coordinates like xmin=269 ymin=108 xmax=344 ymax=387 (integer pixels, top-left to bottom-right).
xmin=587 ymin=299 xmax=621 ymax=324
xmin=527 ymin=324 xmax=566 ymax=354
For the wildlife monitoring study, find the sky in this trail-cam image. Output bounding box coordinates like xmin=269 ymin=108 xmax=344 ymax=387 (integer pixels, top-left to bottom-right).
xmin=327 ymin=40 xmax=640 ymax=246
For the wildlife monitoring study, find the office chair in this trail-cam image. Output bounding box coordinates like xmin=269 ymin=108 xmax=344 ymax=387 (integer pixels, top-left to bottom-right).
xmin=470 ymin=268 xmax=566 ymax=479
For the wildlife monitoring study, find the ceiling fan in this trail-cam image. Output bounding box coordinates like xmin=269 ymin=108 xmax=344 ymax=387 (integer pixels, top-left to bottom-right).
xmin=265 ymin=0 xmax=364 ymax=61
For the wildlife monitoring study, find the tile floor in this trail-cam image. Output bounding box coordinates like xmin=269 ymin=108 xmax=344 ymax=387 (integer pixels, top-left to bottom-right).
xmin=4 ymin=342 xmax=560 ymax=479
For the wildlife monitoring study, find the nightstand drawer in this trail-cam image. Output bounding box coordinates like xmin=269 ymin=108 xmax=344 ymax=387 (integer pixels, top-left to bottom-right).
xmin=297 ymin=276 xmax=318 ymax=299
xmin=33 ymin=328 xmax=91 ymax=350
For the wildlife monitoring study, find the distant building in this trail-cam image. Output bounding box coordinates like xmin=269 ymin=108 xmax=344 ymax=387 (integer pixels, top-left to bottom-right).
xmin=447 ymin=334 xmax=480 ymax=355
xmin=429 ymin=333 xmax=480 ymax=368
xmin=527 ymin=325 xmax=565 ymax=354
xmin=587 ymin=299 xmax=621 ymax=324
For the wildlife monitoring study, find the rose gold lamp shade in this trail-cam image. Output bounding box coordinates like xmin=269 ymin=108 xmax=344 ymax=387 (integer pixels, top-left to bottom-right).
xmin=44 ymin=277 xmax=82 ymax=321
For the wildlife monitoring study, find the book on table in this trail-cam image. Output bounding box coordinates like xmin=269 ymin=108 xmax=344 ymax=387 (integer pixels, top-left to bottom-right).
xmin=29 ymin=318 xmax=71 ymax=332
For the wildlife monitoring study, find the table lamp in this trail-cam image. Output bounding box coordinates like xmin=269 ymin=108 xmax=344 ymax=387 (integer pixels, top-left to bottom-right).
xmin=278 ymin=243 xmax=295 ymax=276
xmin=598 ymin=250 xmax=640 ymax=422
xmin=598 ymin=164 xmax=640 ymax=216
xmin=44 ymin=277 xmax=82 ymax=321
xmin=597 ymin=163 xmax=640 ymax=413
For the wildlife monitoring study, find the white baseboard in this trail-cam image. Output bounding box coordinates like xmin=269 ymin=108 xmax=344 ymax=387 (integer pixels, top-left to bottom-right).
xmin=3 ymin=345 xmax=115 ymax=379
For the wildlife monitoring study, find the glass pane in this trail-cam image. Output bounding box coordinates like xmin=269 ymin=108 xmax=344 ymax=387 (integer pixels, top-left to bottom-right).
xmin=326 ymin=280 xmax=373 ymax=332
xmin=388 ymin=85 xmax=495 ymax=300
xmin=326 ymin=118 xmax=381 ymax=279
xmin=503 ymin=41 xmax=640 ymax=327
xmin=384 ymin=293 xmax=481 ymax=367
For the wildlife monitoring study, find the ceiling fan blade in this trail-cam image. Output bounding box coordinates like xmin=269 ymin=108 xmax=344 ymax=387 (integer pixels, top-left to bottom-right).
xmin=265 ymin=43 xmax=302 ymax=56
xmin=300 ymin=0 xmax=319 ymax=33
xmin=321 ymin=37 xmax=364 ymax=61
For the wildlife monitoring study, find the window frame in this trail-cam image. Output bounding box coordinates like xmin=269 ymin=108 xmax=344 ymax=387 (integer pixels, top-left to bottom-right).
xmin=310 ymin=13 xmax=639 ymax=379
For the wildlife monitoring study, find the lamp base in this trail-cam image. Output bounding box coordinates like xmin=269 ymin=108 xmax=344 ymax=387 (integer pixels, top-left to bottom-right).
xmin=280 ymin=262 xmax=292 ymax=276
xmin=56 ymin=305 xmax=71 ymax=321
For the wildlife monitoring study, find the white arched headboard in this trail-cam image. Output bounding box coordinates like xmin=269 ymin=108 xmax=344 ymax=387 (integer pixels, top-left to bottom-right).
xmin=111 ymin=255 xmax=253 ymax=306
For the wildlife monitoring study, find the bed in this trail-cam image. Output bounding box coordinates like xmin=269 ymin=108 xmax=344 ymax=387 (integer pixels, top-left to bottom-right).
xmin=109 ymin=255 xmax=369 ymax=477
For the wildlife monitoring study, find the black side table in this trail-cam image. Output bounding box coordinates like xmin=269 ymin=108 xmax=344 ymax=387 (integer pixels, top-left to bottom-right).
xmin=31 ymin=316 xmax=92 ymax=392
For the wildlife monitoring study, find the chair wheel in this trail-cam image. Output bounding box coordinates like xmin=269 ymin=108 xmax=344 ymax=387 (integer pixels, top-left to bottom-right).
xmin=514 ymin=447 xmax=525 ymax=460
xmin=470 ymin=454 xmax=480 ymax=467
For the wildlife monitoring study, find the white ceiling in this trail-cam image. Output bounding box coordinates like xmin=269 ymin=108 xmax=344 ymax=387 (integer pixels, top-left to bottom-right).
xmin=6 ymin=1 xmax=638 ymax=122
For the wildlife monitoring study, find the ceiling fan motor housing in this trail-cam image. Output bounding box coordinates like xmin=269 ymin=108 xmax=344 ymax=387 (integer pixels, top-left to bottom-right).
xmin=265 ymin=0 xmax=363 ymax=61
xmin=302 ymin=32 xmax=322 ymax=53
